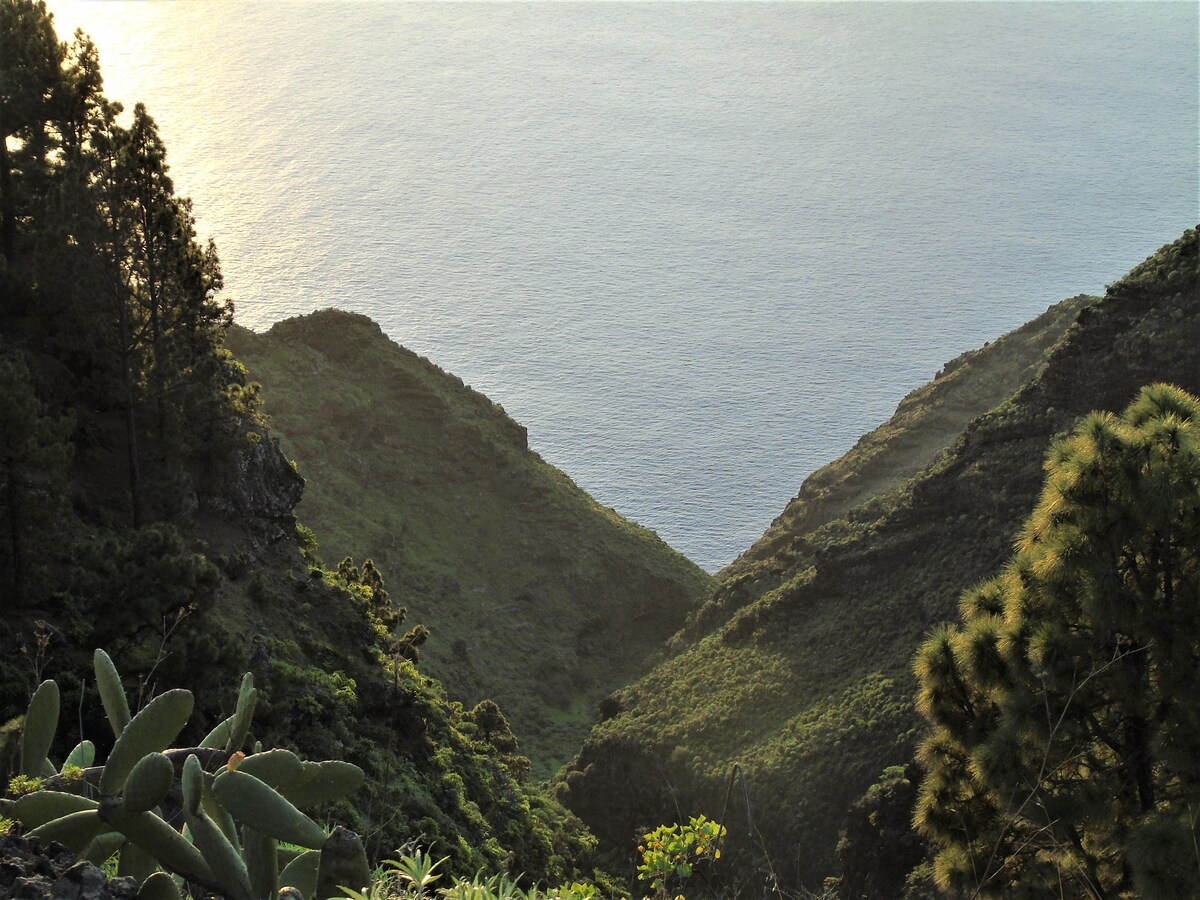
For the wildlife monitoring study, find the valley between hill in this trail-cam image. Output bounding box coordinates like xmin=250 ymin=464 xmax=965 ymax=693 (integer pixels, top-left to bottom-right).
xmin=227 ymin=314 xmax=712 ymax=776
xmin=4 ymin=6 xmax=1199 ymax=895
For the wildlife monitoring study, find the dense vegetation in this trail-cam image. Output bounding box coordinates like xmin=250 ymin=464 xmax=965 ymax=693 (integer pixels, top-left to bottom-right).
xmin=4 ymin=651 xmax=374 ymax=900
xmin=5 ymin=2 xmax=1199 ymax=897
xmin=226 ymin=314 xmax=711 ymax=775
xmin=558 ymin=229 xmax=1200 ymax=892
xmin=0 ymin=1 xmax=609 ymax=886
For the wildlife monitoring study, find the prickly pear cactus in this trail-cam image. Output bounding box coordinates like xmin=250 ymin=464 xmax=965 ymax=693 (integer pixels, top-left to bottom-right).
xmin=1 ymin=649 xmax=369 ymax=900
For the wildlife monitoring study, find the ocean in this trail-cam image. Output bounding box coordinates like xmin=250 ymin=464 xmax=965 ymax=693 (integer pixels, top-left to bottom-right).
xmin=46 ymin=1 xmax=1200 ymax=571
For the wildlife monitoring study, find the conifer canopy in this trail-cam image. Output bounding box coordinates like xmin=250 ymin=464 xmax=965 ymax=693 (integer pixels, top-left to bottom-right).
xmin=915 ymin=383 xmax=1200 ymax=898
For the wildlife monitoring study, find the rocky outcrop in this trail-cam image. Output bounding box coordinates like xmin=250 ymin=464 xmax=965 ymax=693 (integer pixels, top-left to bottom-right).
xmin=201 ymin=424 xmax=306 ymax=553
xmin=0 ymin=835 xmax=138 ymax=900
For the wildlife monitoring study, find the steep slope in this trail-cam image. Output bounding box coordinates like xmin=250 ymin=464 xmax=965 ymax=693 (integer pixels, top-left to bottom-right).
xmin=559 ymin=229 xmax=1200 ymax=888
xmin=683 ymin=292 xmax=1091 ymax=641
xmin=1 ymin=307 xmax=605 ymax=883
xmin=227 ymin=312 xmax=713 ymax=774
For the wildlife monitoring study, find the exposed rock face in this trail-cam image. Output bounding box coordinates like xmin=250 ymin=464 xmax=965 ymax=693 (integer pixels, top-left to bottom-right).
xmin=226 ymin=431 xmax=305 ymax=521
xmin=0 ymin=836 xmax=138 ymax=900
xmin=201 ymin=424 xmax=306 ymax=553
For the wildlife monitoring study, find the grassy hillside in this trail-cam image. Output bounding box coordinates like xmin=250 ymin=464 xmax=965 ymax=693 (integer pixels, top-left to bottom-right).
xmin=227 ymin=313 xmax=713 ymax=775
xmin=558 ymin=229 xmax=1200 ymax=889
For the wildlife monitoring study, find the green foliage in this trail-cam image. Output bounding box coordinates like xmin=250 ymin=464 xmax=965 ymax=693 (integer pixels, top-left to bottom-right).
xmin=3 ymin=648 xmax=368 ymax=900
xmin=271 ymin=660 xmax=358 ymax=721
xmin=636 ymin=816 xmax=725 ymax=899
xmin=334 ymin=848 xmax=603 ymax=900
xmin=0 ymin=357 xmax=74 ymax=607
xmin=0 ymin=0 xmax=254 ymax=715
xmin=0 ymin=5 xmax=607 ymax=893
xmin=834 ymin=764 xmax=927 ymax=900
xmin=298 ymin=521 xmax=322 ymax=567
xmin=5 ymin=774 xmax=43 ymax=796
xmin=59 ymin=763 xmax=85 ymax=784
xmin=69 ymin=524 xmax=219 ymax=643
xmin=384 ymin=847 xmax=448 ymax=897
xmin=914 ymin=384 xmax=1200 ymax=897
xmin=333 ymin=555 xmax=410 ymax=657
xmin=337 ymin=849 xmax=447 ymax=900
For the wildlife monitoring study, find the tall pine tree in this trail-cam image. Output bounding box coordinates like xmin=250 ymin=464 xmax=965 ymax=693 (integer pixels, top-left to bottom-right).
xmin=915 ymin=383 xmax=1200 ymax=898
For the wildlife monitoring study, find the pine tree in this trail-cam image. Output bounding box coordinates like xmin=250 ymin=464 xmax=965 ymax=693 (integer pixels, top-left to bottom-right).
xmin=0 ymin=0 xmax=63 ymax=267
xmin=914 ymin=383 xmax=1200 ymax=898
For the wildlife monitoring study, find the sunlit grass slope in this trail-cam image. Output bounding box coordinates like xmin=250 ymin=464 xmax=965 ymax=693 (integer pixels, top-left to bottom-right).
xmin=559 ymin=230 xmax=1199 ymax=889
xmin=227 ymin=312 xmax=713 ymax=775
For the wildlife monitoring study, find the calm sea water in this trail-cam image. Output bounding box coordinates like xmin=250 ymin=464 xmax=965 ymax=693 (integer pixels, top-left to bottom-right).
xmin=48 ymin=2 xmax=1199 ymax=572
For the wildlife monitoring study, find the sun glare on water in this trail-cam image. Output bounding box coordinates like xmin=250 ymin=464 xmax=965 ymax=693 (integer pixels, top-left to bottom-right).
xmin=42 ymin=0 xmax=281 ymax=330
xmin=46 ymin=2 xmax=176 ymax=113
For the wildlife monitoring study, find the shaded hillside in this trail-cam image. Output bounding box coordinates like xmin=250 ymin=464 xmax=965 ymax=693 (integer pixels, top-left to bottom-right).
xmin=558 ymin=229 xmax=1200 ymax=888
xmin=227 ymin=312 xmax=713 ymax=774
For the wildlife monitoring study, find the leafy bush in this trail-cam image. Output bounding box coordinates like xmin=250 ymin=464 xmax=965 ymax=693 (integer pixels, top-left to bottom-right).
xmin=336 ymin=846 xmax=606 ymax=900
xmin=636 ymin=816 xmax=725 ymax=900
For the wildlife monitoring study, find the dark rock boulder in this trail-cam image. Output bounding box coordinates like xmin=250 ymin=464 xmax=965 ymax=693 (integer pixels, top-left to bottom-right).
xmin=0 ymin=835 xmax=138 ymax=900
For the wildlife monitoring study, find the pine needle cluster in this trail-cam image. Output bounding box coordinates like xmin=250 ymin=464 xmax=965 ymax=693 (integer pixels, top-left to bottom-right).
xmin=915 ymin=383 xmax=1200 ymax=898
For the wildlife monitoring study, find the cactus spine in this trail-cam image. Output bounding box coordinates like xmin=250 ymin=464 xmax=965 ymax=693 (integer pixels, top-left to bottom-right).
xmin=99 ymin=689 xmax=194 ymax=795
xmin=26 ymin=808 xmax=103 ymax=852
xmin=200 ymin=714 xmax=234 ymax=749
xmin=281 ymin=760 xmax=365 ymax=808
xmin=278 ymin=850 xmax=320 ymax=899
xmin=82 ymin=830 xmax=126 ymax=866
xmin=315 ymin=827 xmax=372 ymax=900
xmin=243 ymin=826 xmax=280 ymax=899
xmin=9 ymin=790 xmax=98 ymax=827
xmin=99 ymin=795 xmax=216 ymax=885
xmin=63 ymin=739 xmax=96 ymax=769
xmin=238 ymin=748 xmax=304 ymax=789
xmin=226 ymin=672 xmax=258 ymax=754
xmin=136 ymin=871 xmax=183 ymax=900
xmin=183 ymin=786 xmax=256 ymax=900
xmin=122 ymin=752 xmax=175 ymax=813
xmin=212 ymin=769 xmax=327 ymax=850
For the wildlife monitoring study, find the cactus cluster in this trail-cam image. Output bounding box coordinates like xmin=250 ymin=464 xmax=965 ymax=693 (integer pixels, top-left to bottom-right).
xmin=2 ymin=650 xmax=371 ymax=900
